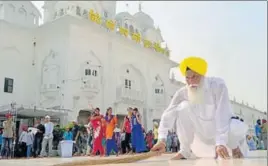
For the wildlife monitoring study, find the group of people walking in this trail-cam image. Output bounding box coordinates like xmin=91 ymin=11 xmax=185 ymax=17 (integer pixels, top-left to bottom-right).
xmin=0 ymin=106 xmax=165 ymax=159
xmin=88 ymin=107 xmax=147 ymax=157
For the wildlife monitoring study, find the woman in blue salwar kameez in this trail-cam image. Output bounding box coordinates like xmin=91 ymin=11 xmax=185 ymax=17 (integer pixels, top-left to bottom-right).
xmin=131 ymin=108 xmax=147 ymax=153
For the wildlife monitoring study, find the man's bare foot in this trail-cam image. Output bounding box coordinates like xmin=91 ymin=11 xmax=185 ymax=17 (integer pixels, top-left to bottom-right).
xmin=232 ymin=147 xmax=243 ymax=158
xmin=170 ymin=153 xmax=186 ymax=160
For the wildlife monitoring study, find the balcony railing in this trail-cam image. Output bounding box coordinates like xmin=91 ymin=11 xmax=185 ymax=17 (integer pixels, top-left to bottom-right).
xmin=81 ymin=79 xmax=99 ymax=94
xmin=116 ymin=86 xmax=144 ymax=103
xmin=41 ymin=84 xmax=59 ymax=92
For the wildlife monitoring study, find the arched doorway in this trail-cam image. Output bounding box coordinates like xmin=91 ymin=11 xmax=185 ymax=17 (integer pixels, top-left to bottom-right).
xmin=77 ymin=110 xmax=92 ymax=125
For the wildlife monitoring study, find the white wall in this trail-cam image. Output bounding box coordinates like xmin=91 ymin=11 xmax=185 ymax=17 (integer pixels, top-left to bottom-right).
xmin=33 ymin=16 xmax=72 ymax=115
xmin=0 ymin=21 xmax=35 ymax=107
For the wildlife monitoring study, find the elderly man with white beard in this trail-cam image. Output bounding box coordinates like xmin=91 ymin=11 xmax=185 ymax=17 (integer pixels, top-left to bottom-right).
xmin=151 ymin=56 xmax=248 ymax=160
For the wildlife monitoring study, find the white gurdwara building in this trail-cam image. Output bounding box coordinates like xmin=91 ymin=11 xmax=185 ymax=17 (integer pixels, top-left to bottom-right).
xmin=0 ymin=1 xmax=182 ymax=129
xmin=0 ymin=1 xmax=265 ymax=131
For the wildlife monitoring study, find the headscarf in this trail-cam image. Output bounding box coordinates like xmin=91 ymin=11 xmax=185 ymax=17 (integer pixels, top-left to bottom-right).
xmin=5 ymin=113 xmax=12 ymax=119
xmin=179 ymin=56 xmax=208 ymax=76
xmin=22 ymin=126 xmax=28 ymax=131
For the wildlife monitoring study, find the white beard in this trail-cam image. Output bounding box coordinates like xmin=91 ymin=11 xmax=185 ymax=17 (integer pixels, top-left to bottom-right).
xmin=187 ymin=80 xmax=205 ymax=104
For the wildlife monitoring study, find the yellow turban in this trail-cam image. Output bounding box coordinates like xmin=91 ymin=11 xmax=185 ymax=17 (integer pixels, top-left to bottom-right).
xmin=179 ymin=56 xmax=208 ymax=76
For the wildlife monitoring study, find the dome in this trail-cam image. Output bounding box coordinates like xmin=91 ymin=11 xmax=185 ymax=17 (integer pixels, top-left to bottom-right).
xmin=133 ymin=11 xmax=154 ymax=29
xmin=143 ymin=28 xmax=164 ymax=43
xmin=115 ymin=12 xmax=134 ymax=21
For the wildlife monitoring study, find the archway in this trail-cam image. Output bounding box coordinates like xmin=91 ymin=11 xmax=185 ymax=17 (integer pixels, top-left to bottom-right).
xmin=77 ymin=110 xmax=92 ymax=125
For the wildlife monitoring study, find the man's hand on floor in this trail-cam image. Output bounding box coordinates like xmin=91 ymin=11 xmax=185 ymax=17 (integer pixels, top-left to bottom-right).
xmin=150 ymin=141 xmax=166 ymax=154
xmin=215 ymin=145 xmax=230 ymax=159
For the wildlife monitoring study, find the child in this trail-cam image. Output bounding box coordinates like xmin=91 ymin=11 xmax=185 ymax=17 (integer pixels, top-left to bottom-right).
xmin=26 ymin=129 xmax=34 ymax=158
xmin=19 ymin=126 xmax=28 ymax=157
xmin=79 ymin=129 xmax=88 ymax=156
xmin=63 ymin=127 xmax=73 ymax=140
xmin=146 ymin=131 xmax=153 ymax=150
xmin=114 ymin=125 xmax=121 ymax=154
xmin=120 ymin=131 xmax=126 ymax=154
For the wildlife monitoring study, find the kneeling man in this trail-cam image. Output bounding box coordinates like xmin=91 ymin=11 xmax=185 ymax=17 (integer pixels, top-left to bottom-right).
xmin=151 ymin=57 xmax=248 ymax=159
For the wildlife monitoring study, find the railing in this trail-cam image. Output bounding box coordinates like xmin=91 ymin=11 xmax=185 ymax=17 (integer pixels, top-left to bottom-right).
xmin=116 ymin=86 xmax=144 ymax=102
xmin=81 ymin=78 xmax=99 ymax=92
xmin=41 ymin=84 xmax=59 ymax=92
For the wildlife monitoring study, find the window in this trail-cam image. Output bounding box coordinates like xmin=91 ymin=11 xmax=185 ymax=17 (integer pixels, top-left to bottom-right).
xmin=85 ymin=69 xmax=91 ymax=76
xmin=92 ymin=70 xmax=97 ymax=76
xmin=116 ymin=20 xmax=121 ymax=27
xmin=59 ymin=9 xmax=64 ymax=16
xmin=4 ymin=78 xmax=14 ymax=93
xmin=155 ymin=88 xmax=164 ymax=94
xmin=85 ymin=69 xmax=97 ymax=77
xmin=124 ymin=23 xmax=128 ymax=29
xmin=83 ymin=9 xmax=88 ymax=18
xmin=125 ymin=79 xmax=131 ymax=89
xmin=76 ymin=6 xmax=81 ymax=16
xmin=104 ymin=11 xmax=108 ymax=18
xmin=129 ymin=25 xmax=134 ymax=34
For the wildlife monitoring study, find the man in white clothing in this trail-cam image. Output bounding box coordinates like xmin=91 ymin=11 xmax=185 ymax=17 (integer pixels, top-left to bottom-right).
xmin=151 ymin=56 xmax=248 ymax=160
xmin=40 ymin=115 xmax=54 ymax=157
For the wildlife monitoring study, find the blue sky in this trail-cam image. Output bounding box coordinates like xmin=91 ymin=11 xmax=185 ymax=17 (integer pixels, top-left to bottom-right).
xmin=32 ymin=1 xmax=267 ymax=112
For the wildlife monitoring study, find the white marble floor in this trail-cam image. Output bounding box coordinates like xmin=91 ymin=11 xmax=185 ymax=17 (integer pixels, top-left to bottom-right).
xmin=0 ymin=151 xmax=266 ymax=166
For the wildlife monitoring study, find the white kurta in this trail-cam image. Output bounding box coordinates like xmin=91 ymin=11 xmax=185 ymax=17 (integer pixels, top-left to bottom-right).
xmin=158 ymin=77 xmax=248 ymax=158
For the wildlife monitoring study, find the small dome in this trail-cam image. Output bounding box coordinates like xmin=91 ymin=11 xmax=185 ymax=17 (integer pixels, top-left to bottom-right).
xmin=115 ymin=12 xmax=134 ymax=21
xmin=133 ymin=11 xmax=154 ymax=29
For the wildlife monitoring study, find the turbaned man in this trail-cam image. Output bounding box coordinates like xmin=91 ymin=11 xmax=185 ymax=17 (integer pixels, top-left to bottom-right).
xmin=151 ymin=57 xmax=248 ymax=160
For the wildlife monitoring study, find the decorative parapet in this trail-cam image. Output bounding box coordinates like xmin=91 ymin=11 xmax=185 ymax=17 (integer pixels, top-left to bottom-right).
xmin=52 ymin=7 xmax=171 ymax=57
